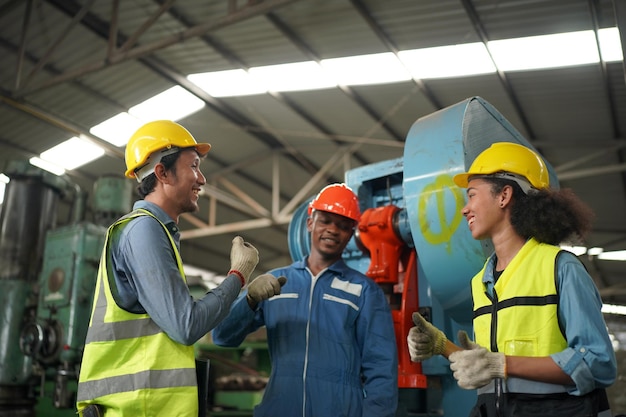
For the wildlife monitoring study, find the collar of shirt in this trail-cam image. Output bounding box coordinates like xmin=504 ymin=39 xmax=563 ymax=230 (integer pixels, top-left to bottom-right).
xmin=295 ymin=256 xmax=350 ymax=277
xmin=133 ymin=200 xmax=180 ymax=237
xmin=482 ymin=254 xmax=498 ymax=296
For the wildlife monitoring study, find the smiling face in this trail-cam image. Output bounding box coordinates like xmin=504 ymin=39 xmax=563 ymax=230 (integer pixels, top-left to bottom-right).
xmin=461 ymin=178 xmax=507 ymax=240
xmin=159 ymin=148 xmax=206 ymax=218
xmin=307 ymin=210 xmax=356 ymax=262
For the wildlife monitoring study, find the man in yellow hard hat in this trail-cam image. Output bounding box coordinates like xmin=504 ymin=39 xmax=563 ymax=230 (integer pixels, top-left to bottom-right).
xmin=212 ymin=183 xmax=398 ymax=416
xmin=76 ymin=120 xmax=285 ymax=417
xmin=407 ymin=142 xmax=616 ymax=417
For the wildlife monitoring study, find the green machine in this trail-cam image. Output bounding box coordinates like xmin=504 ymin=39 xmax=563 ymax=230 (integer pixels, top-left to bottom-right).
xmin=0 ymin=162 xmax=132 ymax=417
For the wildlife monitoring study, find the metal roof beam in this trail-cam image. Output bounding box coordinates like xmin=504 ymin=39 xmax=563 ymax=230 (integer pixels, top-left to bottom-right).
xmin=43 ymin=0 xmax=333 ymax=198
xmin=590 ymin=0 xmax=626 ymax=203
xmin=589 ymin=0 xmax=622 ymax=138
xmin=20 ymin=0 xmax=96 ymax=90
xmin=14 ymin=0 xmax=33 ymax=90
xmin=614 ymin=0 xmax=626 ymax=86
xmin=266 ymin=11 xmax=406 ymax=142
xmin=349 ymin=0 xmax=444 ymax=111
xmin=157 ymin=0 xmax=352 ymax=174
xmin=460 ymin=0 xmax=536 ymax=140
xmin=19 ymin=0 xmax=300 ymax=95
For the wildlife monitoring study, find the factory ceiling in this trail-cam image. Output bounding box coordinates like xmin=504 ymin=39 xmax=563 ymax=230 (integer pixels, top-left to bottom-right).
xmin=1 ymin=0 xmax=626 ymax=317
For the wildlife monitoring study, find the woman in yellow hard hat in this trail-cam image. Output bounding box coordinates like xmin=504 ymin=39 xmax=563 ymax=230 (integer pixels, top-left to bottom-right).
xmin=407 ymin=142 xmax=616 ymax=417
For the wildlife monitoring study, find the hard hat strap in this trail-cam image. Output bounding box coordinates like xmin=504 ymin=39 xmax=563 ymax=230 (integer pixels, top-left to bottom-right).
xmin=134 ymin=147 xmax=180 ymax=182
xmin=470 ymin=172 xmax=537 ymax=195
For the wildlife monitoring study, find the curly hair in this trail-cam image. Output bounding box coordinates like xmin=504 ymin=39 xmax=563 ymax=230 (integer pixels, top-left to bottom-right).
xmin=487 ymin=178 xmax=595 ymax=245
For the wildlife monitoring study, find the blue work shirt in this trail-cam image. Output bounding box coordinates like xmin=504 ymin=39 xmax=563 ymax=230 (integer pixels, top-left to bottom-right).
xmin=212 ymin=258 xmax=398 ymax=417
xmin=109 ymin=200 xmax=241 ymax=345
xmin=479 ymin=250 xmax=617 ymax=396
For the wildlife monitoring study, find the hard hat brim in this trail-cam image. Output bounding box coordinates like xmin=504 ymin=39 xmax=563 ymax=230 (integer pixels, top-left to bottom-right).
xmin=453 ymin=173 xmax=470 ymax=188
xmin=195 ymin=143 xmax=211 ymax=156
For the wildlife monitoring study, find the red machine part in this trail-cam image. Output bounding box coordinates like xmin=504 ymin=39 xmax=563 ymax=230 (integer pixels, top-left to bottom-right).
xmin=358 ymin=206 xmax=427 ymax=389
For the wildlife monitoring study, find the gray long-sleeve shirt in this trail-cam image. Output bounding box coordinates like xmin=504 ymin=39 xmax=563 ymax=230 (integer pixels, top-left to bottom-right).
xmin=108 ymin=200 xmax=241 ymax=345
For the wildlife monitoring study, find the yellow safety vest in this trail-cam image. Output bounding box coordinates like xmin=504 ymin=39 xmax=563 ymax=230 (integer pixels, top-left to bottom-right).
xmin=77 ymin=209 xmax=197 ymax=417
xmin=471 ymin=238 xmax=567 ymax=356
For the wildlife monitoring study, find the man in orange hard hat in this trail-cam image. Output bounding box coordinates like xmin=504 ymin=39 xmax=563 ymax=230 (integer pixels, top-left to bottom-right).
xmin=213 ymin=183 xmax=398 ymax=416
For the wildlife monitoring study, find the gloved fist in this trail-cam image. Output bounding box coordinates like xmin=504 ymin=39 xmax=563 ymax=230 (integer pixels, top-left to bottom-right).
xmin=448 ymin=330 xmax=506 ymax=389
xmin=247 ymin=274 xmax=287 ymax=305
xmin=407 ymin=312 xmax=448 ymax=362
xmin=229 ymin=236 xmax=259 ymax=287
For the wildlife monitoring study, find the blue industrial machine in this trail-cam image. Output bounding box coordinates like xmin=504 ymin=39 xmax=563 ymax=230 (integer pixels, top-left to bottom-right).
xmin=0 ymin=96 xmax=560 ymax=416
xmin=288 ymin=96 xmax=558 ymax=416
xmin=0 ymin=162 xmax=132 ymax=417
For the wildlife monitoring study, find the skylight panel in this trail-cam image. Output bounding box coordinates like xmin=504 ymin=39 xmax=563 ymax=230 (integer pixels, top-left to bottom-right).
xmin=321 ymin=52 xmax=412 ymax=85
xmin=248 ymin=61 xmax=336 ymax=92
xmin=598 ymin=27 xmax=623 ymax=62
xmin=39 ymin=136 xmax=105 ymax=171
xmin=598 ymin=250 xmax=626 ymax=261
xmin=398 ymin=43 xmax=496 ymax=79
xmin=602 ymin=304 xmax=626 ymax=315
xmin=90 ymin=112 xmax=144 ymax=147
xmin=129 ymin=85 xmax=205 ymax=121
xmin=29 ymin=157 xmax=66 ymax=176
xmin=0 ymin=174 xmax=8 ymax=205
xmin=560 ymin=245 xmax=588 ymax=256
xmin=188 ymin=69 xmax=267 ymax=97
xmin=181 ymin=27 xmax=621 ymax=97
xmin=488 ymin=30 xmax=600 ymax=71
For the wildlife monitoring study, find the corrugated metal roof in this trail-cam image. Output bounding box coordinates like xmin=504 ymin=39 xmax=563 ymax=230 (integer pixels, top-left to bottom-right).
xmin=0 ymin=0 xmax=625 ymax=312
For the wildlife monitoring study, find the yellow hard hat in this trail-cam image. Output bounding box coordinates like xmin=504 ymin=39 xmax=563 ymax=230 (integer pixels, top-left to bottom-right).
xmin=453 ymin=142 xmax=549 ymax=192
xmin=124 ymin=120 xmax=211 ymax=180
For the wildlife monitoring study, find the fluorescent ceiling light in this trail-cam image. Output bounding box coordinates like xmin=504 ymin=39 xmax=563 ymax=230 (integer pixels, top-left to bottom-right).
xmin=29 ymin=157 xmax=66 ymax=176
xmin=598 ymin=250 xmax=626 ymax=261
xmin=90 ymin=112 xmax=144 ymax=147
xmin=129 ymin=85 xmax=205 ymax=121
xmin=560 ymin=245 xmax=588 ymax=256
xmin=249 ymin=61 xmax=336 ymax=92
xmin=39 ymin=136 xmax=105 ymax=171
xmin=488 ymin=30 xmax=600 ymax=71
xmin=398 ymin=43 xmax=496 ymax=79
xmin=598 ymin=27 xmax=623 ymax=61
xmin=560 ymin=245 xmax=626 ymax=261
xmin=321 ymin=52 xmax=412 ymax=85
xmin=182 ymin=27 xmax=620 ymax=97
xmin=188 ymin=69 xmax=266 ymax=97
xmin=587 ymin=247 xmax=604 ymax=256
xmin=0 ymin=174 xmax=10 ymax=205
xmin=602 ymin=303 xmax=626 ymax=315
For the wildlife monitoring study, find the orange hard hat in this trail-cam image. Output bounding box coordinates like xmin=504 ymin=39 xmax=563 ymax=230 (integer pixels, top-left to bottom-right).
xmin=308 ymin=183 xmax=361 ymax=222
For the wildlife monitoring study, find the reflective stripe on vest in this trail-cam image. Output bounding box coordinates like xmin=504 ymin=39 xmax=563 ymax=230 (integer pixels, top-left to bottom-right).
xmin=471 ymin=238 xmax=567 ymax=356
xmin=77 ymin=209 xmax=197 ymax=416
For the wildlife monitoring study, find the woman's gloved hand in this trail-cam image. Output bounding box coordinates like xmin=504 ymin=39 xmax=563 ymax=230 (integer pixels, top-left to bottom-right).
xmin=407 ymin=312 xmax=448 ymax=361
xmin=448 ymin=330 xmax=506 ymax=389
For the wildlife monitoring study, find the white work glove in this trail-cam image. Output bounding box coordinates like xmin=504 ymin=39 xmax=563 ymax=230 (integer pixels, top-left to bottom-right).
xmin=407 ymin=312 xmax=448 ymax=361
xmin=246 ymin=274 xmax=287 ymax=305
xmin=229 ymin=236 xmax=259 ymax=287
xmin=448 ymin=330 xmax=506 ymax=389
